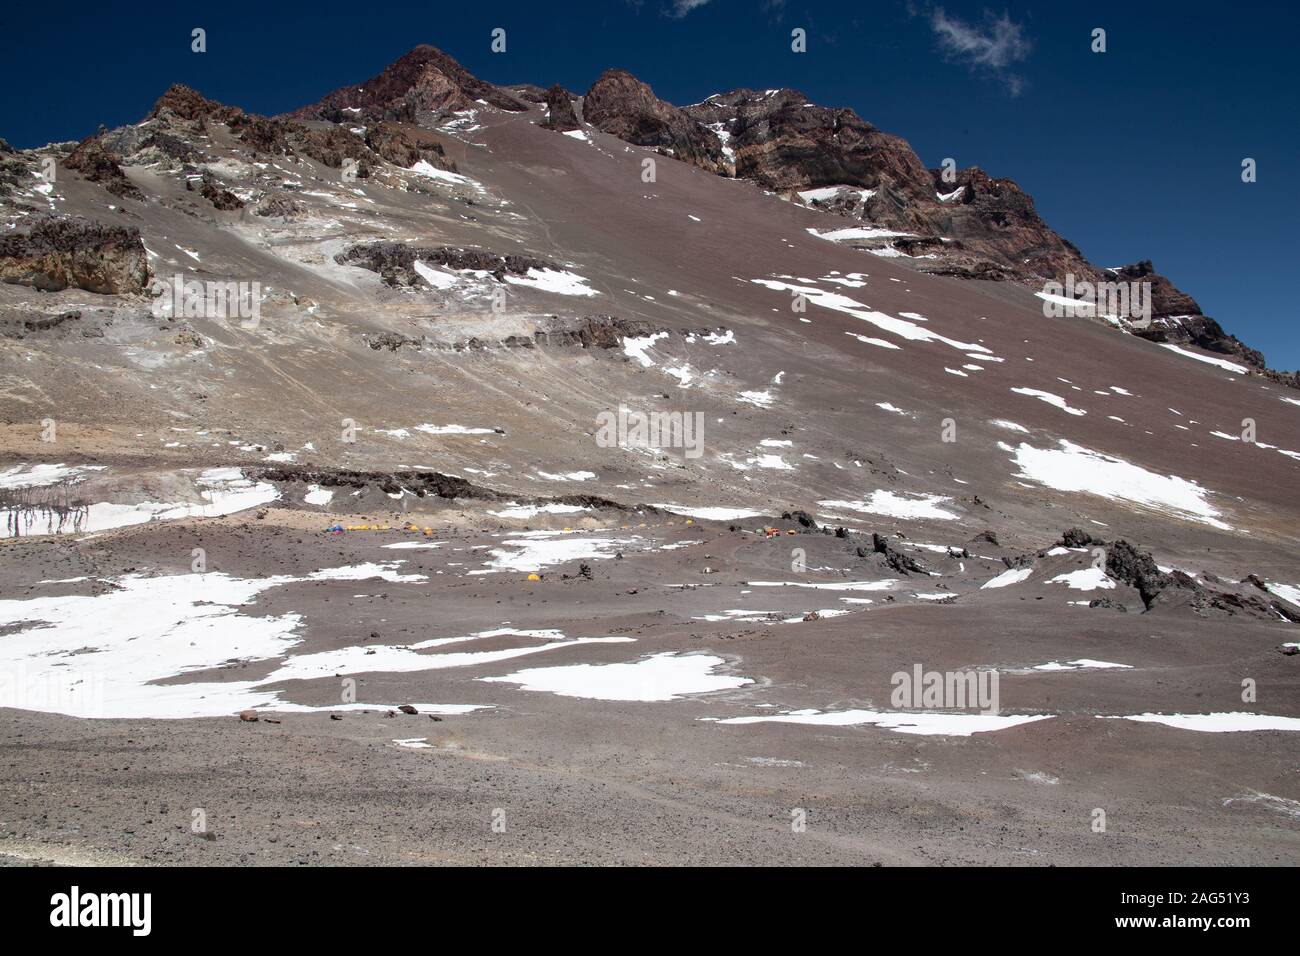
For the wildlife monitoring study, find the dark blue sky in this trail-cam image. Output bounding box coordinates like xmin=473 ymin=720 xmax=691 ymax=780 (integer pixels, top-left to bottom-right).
xmin=3 ymin=1 xmax=1296 ymax=368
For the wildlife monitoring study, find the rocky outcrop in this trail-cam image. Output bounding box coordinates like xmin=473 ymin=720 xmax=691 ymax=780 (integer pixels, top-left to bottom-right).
xmin=0 ymin=216 xmax=149 ymax=294
xmin=146 ymin=83 xmax=379 ymax=176
xmin=149 ymin=84 xmax=243 ymax=125
xmin=252 ymin=192 xmax=306 ymax=219
xmin=1103 ymin=539 xmax=1299 ymax=620
xmin=926 ymin=167 xmax=1101 ymax=284
xmin=364 ymin=121 xmax=456 ymax=171
xmin=871 ymin=532 xmax=927 ymax=575
xmin=194 ymin=174 xmax=244 ymax=211
xmin=257 ymin=466 xmax=509 ymax=503
xmin=1106 ymin=260 xmax=1269 ymax=372
xmin=689 ymin=89 xmax=933 ymax=207
xmin=680 ymin=90 xmax=1100 ymax=282
xmin=542 ymin=85 xmax=581 ymax=132
xmin=1110 ymin=260 xmax=1202 ymax=318
xmin=506 ymin=84 xmax=550 ymax=105
xmin=291 ymin=44 xmax=528 ymax=123
xmin=584 ymin=70 xmax=725 ymax=173
xmin=335 ymin=242 xmax=557 ymax=287
xmin=0 ymin=150 xmax=30 ymax=199
xmin=365 ymin=315 xmax=675 ymax=353
xmin=63 ymin=137 xmax=143 ymax=200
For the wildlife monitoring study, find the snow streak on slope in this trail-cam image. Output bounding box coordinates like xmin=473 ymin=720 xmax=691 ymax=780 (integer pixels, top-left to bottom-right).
xmin=1000 ymin=439 xmax=1230 ymax=529
xmin=750 ymin=278 xmax=989 ymax=355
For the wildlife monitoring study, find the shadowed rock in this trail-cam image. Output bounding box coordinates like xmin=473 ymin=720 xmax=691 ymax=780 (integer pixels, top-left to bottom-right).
xmin=0 ymin=216 xmax=148 ymax=294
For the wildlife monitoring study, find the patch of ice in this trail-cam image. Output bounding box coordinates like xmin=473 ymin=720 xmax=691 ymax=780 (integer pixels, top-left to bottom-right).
xmin=1264 ymin=582 xmax=1300 ymax=607
xmin=1011 ymin=387 xmax=1086 ymax=416
xmin=1032 ymin=659 xmax=1131 ymax=671
xmin=489 ymin=502 xmax=591 ymax=519
xmin=1159 ymin=343 xmax=1249 ymax=374
xmin=981 ymin=567 xmax=1032 ymax=589
xmin=818 ymin=491 xmax=958 ymax=521
xmin=470 ymin=534 xmax=626 ymax=572
xmin=1048 ymin=568 xmax=1115 ymax=591
xmin=622 ymin=332 xmax=668 ymax=367
xmin=304 ymin=485 xmax=334 ymax=506
xmin=413 ymin=260 xmax=461 ymax=289
xmin=481 ymin=651 xmax=751 ymax=701
xmin=751 ymin=278 xmax=989 ymax=354
xmin=408 ymin=160 xmax=483 ymax=191
xmin=710 ymin=709 xmax=1051 ymax=736
xmin=505 ymin=268 xmax=599 ymax=297
xmin=652 ymin=505 xmax=763 ymax=520
xmin=1103 ymin=712 xmax=1300 ymax=732
xmin=0 ymin=564 xmax=449 ymax=718
xmin=1001 ymin=438 xmax=1230 ymax=529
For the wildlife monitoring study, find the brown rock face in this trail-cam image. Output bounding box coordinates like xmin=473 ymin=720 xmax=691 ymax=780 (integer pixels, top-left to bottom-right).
xmin=1098 ymin=261 xmax=1269 ymax=370
xmin=292 ymin=45 xmax=528 ymax=123
xmin=925 ymin=167 xmax=1101 ymax=283
xmin=147 ymin=83 xmax=379 ymax=175
xmin=1110 ymin=260 xmax=1202 ymax=318
xmin=196 ymin=175 xmax=244 ymax=211
xmin=584 ymin=70 xmax=725 ymax=173
xmin=334 ymin=242 xmax=558 ymax=287
xmin=63 ymin=138 xmax=143 ymax=200
xmin=364 ymin=121 xmax=456 ymax=172
xmin=542 ymin=85 xmax=581 ymax=132
xmin=687 ymin=89 xmax=934 ymax=208
xmin=0 ymin=216 xmax=149 ymax=294
xmin=149 ymin=84 xmax=242 ymax=125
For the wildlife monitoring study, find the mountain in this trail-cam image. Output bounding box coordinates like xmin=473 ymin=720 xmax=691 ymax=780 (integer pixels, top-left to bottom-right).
xmin=1 ymin=44 xmax=1298 ymax=866
xmin=291 ymin=43 xmax=530 ymax=122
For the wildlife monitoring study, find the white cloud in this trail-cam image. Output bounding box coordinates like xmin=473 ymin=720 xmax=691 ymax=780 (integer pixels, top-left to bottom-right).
xmin=930 ymin=8 xmax=1033 ymax=95
xmin=668 ymin=0 xmax=712 ymax=17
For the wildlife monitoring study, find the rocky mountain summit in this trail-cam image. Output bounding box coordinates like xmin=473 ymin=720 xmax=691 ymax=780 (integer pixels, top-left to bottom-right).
xmin=292 ymin=43 xmax=529 ymax=123
xmin=584 ymin=69 xmax=728 ymax=173
xmin=0 ymin=44 xmax=1291 ymax=381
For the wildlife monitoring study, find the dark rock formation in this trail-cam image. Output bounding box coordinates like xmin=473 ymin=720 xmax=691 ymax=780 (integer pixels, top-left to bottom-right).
xmin=1104 ymin=540 xmax=1173 ymax=610
xmin=252 ymin=192 xmax=306 ymax=219
xmin=257 ymin=466 xmax=509 ymax=503
xmin=505 ymin=84 xmax=550 ymax=105
xmin=149 ymin=84 xmax=243 ymax=125
xmin=364 ymin=315 xmax=676 ymax=354
xmin=1103 ymin=539 xmax=1300 ymax=620
xmin=335 ymin=242 xmax=556 ymax=287
xmin=584 ymin=70 xmax=725 ymax=173
xmin=291 ymin=45 xmax=529 ymax=123
xmin=146 ymin=83 xmax=379 ymax=176
xmin=542 ymin=85 xmax=581 ymax=132
xmin=1111 ymin=260 xmax=1202 ymax=318
xmin=63 ymin=138 xmax=143 ymax=200
xmin=782 ymin=510 xmax=819 ymax=530
xmin=871 ymin=532 xmax=927 ymax=575
xmin=1112 ymin=261 xmax=1268 ymax=371
xmin=538 ymin=315 xmax=653 ymax=349
xmin=689 ymin=89 xmax=932 ymax=202
xmin=364 ymin=121 xmax=456 ymax=171
xmin=194 ymin=175 xmax=244 ymax=211
xmin=925 ymin=166 xmax=1101 ymax=284
xmin=0 ymin=216 xmax=148 ymax=294
xmin=1059 ymin=527 xmax=1105 ymax=548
